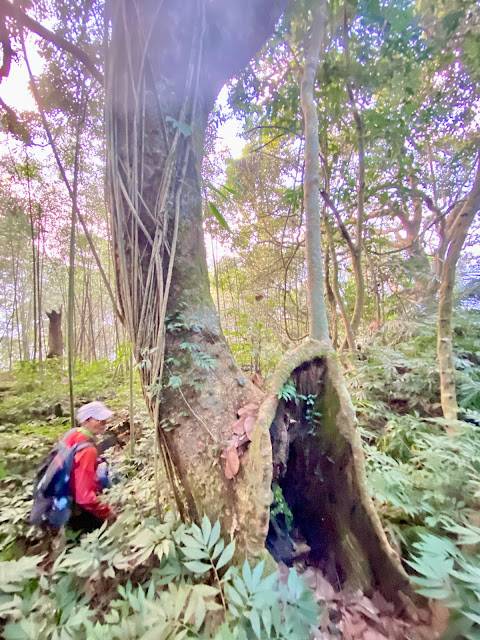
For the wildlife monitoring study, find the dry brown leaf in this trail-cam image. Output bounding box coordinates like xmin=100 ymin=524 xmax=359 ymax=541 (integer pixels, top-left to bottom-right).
xmin=232 ymin=416 xmax=246 ymax=435
xmin=225 ymin=445 xmax=240 ymax=479
xmin=352 ymin=596 xmax=379 ymax=621
xmin=301 ymin=567 xmax=317 ymax=589
xmin=314 ymin=574 xmax=336 ymax=602
xmin=336 ymin=589 xmax=364 ymax=606
xmin=276 ymin=562 xmax=290 ymax=584
xmin=250 ymin=372 xmax=264 ymax=389
xmin=363 ymin=629 xmax=389 ymax=640
xmin=370 ymin=591 xmax=395 ymax=616
xmin=417 ymin=607 xmax=431 ymax=624
xmin=429 ymin=599 xmax=450 ymax=638
xmin=339 ymin=612 xmax=360 ymax=640
xmin=375 ymin=617 xmax=407 ymax=640
xmin=341 ymin=612 xmax=368 ymax=638
xmin=237 ymin=402 xmax=260 ymax=415
xmin=244 ymin=415 xmax=256 ymax=440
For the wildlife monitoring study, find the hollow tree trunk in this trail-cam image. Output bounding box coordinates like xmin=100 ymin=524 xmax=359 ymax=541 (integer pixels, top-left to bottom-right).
xmin=438 ymin=158 xmax=480 ymax=422
xmin=244 ymin=0 xmax=413 ymax=605
xmin=106 ymin=0 xmax=287 ymax=529
xmin=46 ymin=308 xmax=63 ymax=358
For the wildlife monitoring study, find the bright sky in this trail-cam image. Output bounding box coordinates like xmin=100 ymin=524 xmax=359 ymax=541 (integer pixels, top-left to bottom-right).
xmin=0 ymin=34 xmax=44 ymax=113
xmin=215 ymin=87 xmax=245 ymax=159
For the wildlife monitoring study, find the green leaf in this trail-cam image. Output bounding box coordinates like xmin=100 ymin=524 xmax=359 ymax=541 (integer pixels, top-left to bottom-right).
xmin=225 ymin=584 xmax=244 ymax=607
xmin=211 ymin=538 xmax=225 ymax=560
xmin=195 ymin=593 xmax=206 ymax=629
xmin=174 ymin=585 xmax=190 ymax=620
xmin=183 ymin=560 xmax=211 ymax=574
xmin=249 ymin=608 xmax=261 ymax=639
xmin=206 ymin=182 xmax=230 ymax=202
xmin=192 ymin=584 xmax=219 ymax=598
xmin=208 ymin=202 xmax=232 ymax=233
xmin=251 ymin=560 xmax=264 ymax=590
xmin=167 ymin=375 xmax=182 ymax=389
xmin=216 ymin=540 xmax=235 ymax=570
xmin=261 ymin=607 xmax=272 ymax=637
xmin=201 ymin=515 xmax=212 ymax=545
xmin=181 ymin=546 xmax=209 ymax=561
xmin=165 ymin=115 xmax=192 ymax=137
xmin=209 ymin=520 xmax=221 ymax=549
xmin=463 ymin=611 xmax=480 ymax=626
xmin=242 ymin=560 xmax=253 ymax=590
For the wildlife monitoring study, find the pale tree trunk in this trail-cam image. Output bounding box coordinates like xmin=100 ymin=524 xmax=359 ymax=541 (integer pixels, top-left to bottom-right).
xmin=438 ymin=157 xmax=480 ymax=422
xmin=26 ymin=153 xmax=38 ymax=361
xmin=325 ymin=214 xmax=356 ymax=350
xmin=300 ymin=5 xmax=329 ymax=343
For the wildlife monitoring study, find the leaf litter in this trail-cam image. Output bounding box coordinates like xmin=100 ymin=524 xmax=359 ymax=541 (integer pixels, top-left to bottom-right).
xmin=222 ymin=401 xmax=261 ymax=479
xmin=278 ymin=562 xmax=449 ymax=640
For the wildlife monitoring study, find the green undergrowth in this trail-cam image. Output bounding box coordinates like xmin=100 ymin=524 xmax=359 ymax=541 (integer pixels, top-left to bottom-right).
xmin=0 ymin=512 xmax=318 ymax=640
xmin=0 ymin=414 xmax=319 ymax=639
xmin=1 ymin=311 xmax=480 ymax=637
xmin=348 ymin=309 xmax=480 ymax=638
xmin=0 ymin=355 xmax=143 ymax=431
xmin=0 ymin=426 xmax=319 ymax=640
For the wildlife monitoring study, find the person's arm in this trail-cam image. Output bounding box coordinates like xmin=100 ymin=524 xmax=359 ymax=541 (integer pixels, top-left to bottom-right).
xmin=72 ymin=446 xmax=113 ymax=520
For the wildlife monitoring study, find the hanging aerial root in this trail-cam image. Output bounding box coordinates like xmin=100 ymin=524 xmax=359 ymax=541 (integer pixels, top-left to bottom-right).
xmin=236 ymin=338 xmax=419 ymax=607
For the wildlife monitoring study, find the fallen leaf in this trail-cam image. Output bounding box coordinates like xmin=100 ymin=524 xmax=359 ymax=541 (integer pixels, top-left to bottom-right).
xmin=301 ymin=567 xmax=317 ymax=589
xmin=429 ymin=599 xmax=450 ymax=638
xmin=276 ymin=562 xmax=289 ymax=584
xmin=352 ymin=596 xmax=379 ymax=621
xmin=342 ymin=612 xmax=368 ymax=637
xmin=244 ymin=415 xmax=256 ymax=440
xmin=370 ymin=591 xmax=395 ymax=616
xmin=232 ymin=416 xmax=246 ymax=435
xmin=339 ymin=612 xmax=364 ymax=640
xmin=225 ymin=445 xmax=240 ymax=479
xmin=314 ymin=574 xmax=336 ymax=601
xmin=363 ymin=630 xmax=389 ymax=640
xmin=398 ymin=592 xmax=421 ymax=623
xmin=375 ymin=617 xmax=407 ymax=640
xmin=237 ymin=402 xmax=260 ymax=415
xmin=250 ymin=372 xmax=264 ymax=388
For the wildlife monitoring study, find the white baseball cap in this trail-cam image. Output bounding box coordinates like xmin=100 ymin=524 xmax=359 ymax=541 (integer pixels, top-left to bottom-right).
xmin=77 ymin=401 xmax=113 ymax=424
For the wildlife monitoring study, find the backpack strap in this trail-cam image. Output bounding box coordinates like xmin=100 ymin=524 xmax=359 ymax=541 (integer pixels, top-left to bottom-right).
xmin=72 ymin=440 xmax=96 ymax=455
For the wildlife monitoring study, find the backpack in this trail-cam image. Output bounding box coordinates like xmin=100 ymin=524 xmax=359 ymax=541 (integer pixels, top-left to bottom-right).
xmin=29 ymin=430 xmax=94 ymax=530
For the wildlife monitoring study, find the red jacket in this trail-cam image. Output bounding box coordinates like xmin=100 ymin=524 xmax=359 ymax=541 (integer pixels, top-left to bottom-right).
xmin=64 ymin=429 xmax=113 ymax=520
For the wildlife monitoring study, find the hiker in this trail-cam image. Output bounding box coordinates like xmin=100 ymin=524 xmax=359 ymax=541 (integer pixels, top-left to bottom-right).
xmin=66 ymin=401 xmax=117 ymax=532
xmin=30 ymin=400 xmax=117 ymax=534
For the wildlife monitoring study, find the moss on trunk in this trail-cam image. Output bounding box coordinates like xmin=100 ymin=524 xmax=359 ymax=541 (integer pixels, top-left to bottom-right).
xmin=241 ymin=339 xmax=414 ymax=604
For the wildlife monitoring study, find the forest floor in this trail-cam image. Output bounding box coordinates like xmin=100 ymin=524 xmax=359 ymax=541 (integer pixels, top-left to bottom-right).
xmin=1 ymin=311 xmax=480 ymax=638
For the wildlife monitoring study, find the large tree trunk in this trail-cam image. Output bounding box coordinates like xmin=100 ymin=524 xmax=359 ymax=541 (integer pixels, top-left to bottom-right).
xmin=438 ymin=158 xmax=480 ymax=422
xmin=106 ymin=0 xmax=287 ymax=525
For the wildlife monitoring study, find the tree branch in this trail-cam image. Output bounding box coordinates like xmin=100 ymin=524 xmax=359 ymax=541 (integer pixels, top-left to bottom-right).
xmin=0 ymin=0 xmax=103 ymax=84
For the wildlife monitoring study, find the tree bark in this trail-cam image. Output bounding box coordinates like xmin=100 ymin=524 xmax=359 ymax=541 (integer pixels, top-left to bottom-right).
xmin=106 ymin=0 xmax=287 ymax=528
xmin=46 ymin=308 xmax=63 ymax=358
xmin=325 ymin=214 xmax=356 ymax=350
xmin=300 ymin=1 xmax=329 ymax=342
xmin=438 ymin=157 xmax=480 ymax=422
